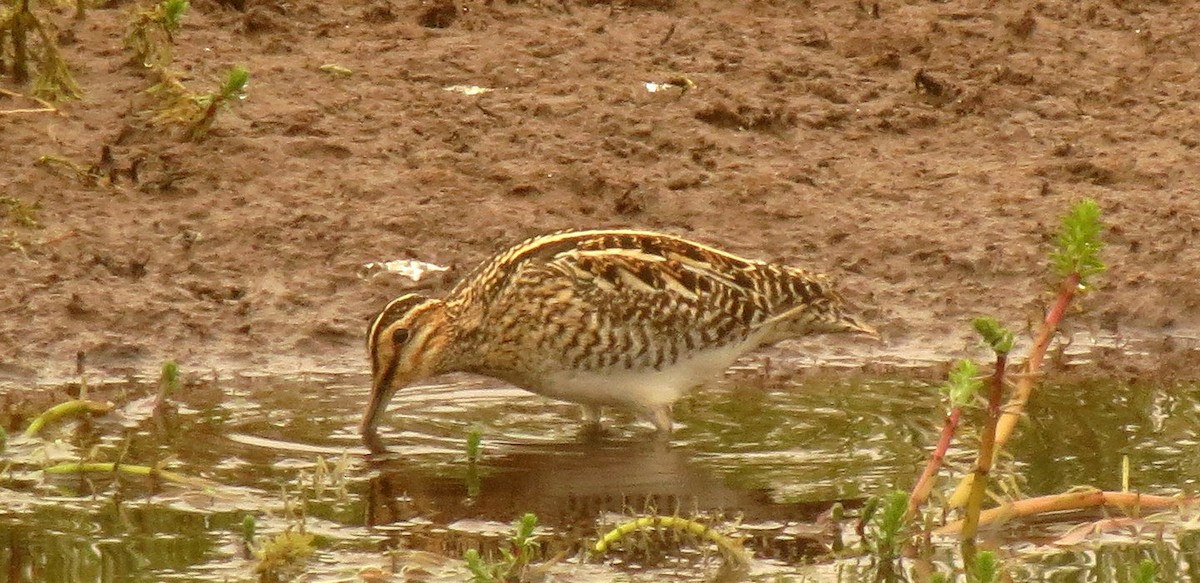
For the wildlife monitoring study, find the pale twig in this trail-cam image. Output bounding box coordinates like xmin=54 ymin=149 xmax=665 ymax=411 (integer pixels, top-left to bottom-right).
xmin=0 ymin=88 xmax=61 ymax=116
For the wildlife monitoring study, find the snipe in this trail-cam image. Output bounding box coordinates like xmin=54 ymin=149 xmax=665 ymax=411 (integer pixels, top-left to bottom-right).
xmin=363 ymin=229 xmax=875 ymax=438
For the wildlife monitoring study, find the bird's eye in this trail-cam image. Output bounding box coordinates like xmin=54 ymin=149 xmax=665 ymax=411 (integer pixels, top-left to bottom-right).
xmin=392 ymin=328 xmax=411 ymax=344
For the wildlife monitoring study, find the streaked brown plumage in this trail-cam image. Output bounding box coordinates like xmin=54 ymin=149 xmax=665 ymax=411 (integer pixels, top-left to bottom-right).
xmin=363 ymin=229 xmax=876 ymax=437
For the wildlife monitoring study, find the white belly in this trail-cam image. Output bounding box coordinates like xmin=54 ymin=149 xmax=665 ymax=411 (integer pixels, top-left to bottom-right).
xmin=533 ymin=341 xmax=752 ymax=412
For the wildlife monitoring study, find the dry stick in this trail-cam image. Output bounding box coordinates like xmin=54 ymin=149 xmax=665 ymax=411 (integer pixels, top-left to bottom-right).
xmin=0 ymin=87 xmax=59 ymax=115
xmin=936 ymin=489 xmax=1190 ymax=535
xmin=905 ymin=406 xmax=963 ymax=521
xmin=960 ymin=351 xmax=1008 ymax=547
xmin=949 ymin=272 xmax=1081 ymax=506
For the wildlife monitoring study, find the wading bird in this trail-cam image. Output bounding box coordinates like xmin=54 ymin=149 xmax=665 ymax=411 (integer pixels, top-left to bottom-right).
xmin=363 ymin=229 xmax=876 ymax=440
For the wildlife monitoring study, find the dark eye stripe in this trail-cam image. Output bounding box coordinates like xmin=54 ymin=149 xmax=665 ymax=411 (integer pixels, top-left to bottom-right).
xmin=367 ymin=294 xmax=429 ymax=352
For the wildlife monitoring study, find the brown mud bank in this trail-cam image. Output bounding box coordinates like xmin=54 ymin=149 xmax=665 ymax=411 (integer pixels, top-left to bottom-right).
xmin=3 ymin=0 xmax=1200 ymax=384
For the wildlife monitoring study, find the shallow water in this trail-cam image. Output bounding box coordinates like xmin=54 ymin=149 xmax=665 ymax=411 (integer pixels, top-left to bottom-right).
xmin=1 ymin=373 xmax=1198 ymax=581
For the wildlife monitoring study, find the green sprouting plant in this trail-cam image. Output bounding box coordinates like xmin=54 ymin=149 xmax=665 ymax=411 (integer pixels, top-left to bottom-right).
xmin=465 ymin=426 xmax=483 ymax=497
xmin=466 ymin=426 xmax=483 ymax=463
xmin=0 ymin=0 xmax=82 ymax=100
xmin=972 ymin=550 xmax=999 ymax=583
xmin=254 ymin=528 xmax=316 ymax=581
xmin=156 ymin=359 xmax=180 ymax=408
xmin=241 ymin=514 xmax=257 ymax=546
xmin=465 ymin=513 xmax=540 ymax=583
xmin=149 ymin=65 xmax=249 ymax=140
xmin=858 ymin=491 xmax=912 ymax=582
xmin=952 ymin=199 xmax=1107 ymax=502
xmin=1 ymin=196 xmax=40 ymax=228
xmin=865 ymin=490 xmax=909 ymax=561
xmin=972 ymin=316 xmax=1014 ymax=355
xmin=1051 ymin=198 xmax=1106 ymax=285
xmin=0 ymin=426 xmax=7 ymax=453
xmin=125 ymin=0 xmax=189 ymax=68
xmin=960 ymin=318 xmax=1015 ymax=558
xmin=1133 ymin=558 xmax=1158 ymax=583
xmin=907 ymin=360 xmax=982 ymax=520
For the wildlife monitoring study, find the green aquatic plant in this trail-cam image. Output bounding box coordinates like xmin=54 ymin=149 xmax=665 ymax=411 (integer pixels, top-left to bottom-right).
xmin=0 ymin=0 xmax=82 ymax=100
xmin=254 ymin=528 xmax=316 ymax=582
xmin=972 ymin=550 xmax=1000 ymax=583
xmin=864 ymin=490 xmax=909 ymax=561
xmin=156 ymin=359 xmax=180 ymax=409
xmin=593 ymin=514 xmax=748 ymax=573
xmin=960 ymin=318 xmax=1015 ymax=557
xmin=465 ymin=513 xmax=540 ymax=583
xmin=907 ymin=360 xmax=982 ymax=520
xmin=1 ymin=196 xmax=40 ymax=228
xmin=23 ymin=399 xmax=113 ymax=437
xmin=991 ymin=198 xmax=1105 ymax=453
xmin=467 ymin=426 xmax=483 ymax=463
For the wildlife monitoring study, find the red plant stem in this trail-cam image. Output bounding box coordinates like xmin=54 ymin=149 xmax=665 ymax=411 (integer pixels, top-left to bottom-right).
xmin=961 ymin=352 xmax=1008 ymax=544
xmin=906 ymin=407 xmax=963 ymax=521
xmin=992 ymin=271 xmax=1080 ymax=455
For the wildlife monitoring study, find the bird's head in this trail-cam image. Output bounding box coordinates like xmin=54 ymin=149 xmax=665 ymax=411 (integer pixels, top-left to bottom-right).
xmin=802 ymin=276 xmax=880 ymax=340
xmin=362 ymin=294 xmax=453 ymax=435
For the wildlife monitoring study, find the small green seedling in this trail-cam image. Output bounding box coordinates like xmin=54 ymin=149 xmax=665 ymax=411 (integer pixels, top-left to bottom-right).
xmin=465 ymin=513 xmax=540 ymax=582
xmin=1 ymin=196 xmax=40 ymax=228
xmin=241 ymin=514 xmax=257 ymax=546
xmin=972 ymin=550 xmax=1000 ymax=583
xmin=125 ymin=0 xmax=189 ymax=68
xmin=254 ymin=528 xmax=316 ymax=580
xmin=156 ymin=359 xmax=180 ymax=408
xmin=1134 ymin=558 xmax=1158 ymax=583
xmin=150 ymin=65 xmax=250 ymax=140
xmin=866 ymin=490 xmax=909 ymax=560
xmin=906 ymin=360 xmax=982 ymax=520
xmin=1051 ymin=198 xmax=1105 ymax=285
xmin=943 ymin=358 xmax=982 ymax=409
xmin=972 ymin=316 xmax=1014 ymax=355
xmin=0 ymin=0 xmax=82 ymax=100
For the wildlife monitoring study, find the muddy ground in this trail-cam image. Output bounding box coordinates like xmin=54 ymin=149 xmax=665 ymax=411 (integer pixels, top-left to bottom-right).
xmin=2 ymin=0 xmax=1199 ymax=386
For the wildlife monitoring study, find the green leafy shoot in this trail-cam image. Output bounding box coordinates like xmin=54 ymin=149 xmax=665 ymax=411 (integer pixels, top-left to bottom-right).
xmin=1050 ymin=198 xmax=1106 ymax=285
xmin=972 ymin=316 xmax=1014 ymax=355
xmin=158 ymin=359 xmax=180 ymax=403
xmin=942 ymin=359 xmax=982 ymax=409
xmin=1134 ymin=559 xmax=1158 ymax=583
xmin=464 ymin=513 xmax=540 ymax=582
xmin=973 ymin=550 xmax=1000 ymax=583
xmin=466 ymin=427 xmax=482 ymax=463
xmin=188 ymin=65 xmax=249 ymax=139
xmin=241 ymin=514 xmax=257 ymax=546
xmin=867 ymin=490 xmax=909 ymax=560
xmin=150 ymin=65 xmax=250 ymax=140
xmin=1 ymin=196 xmax=41 ymax=228
xmin=126 ymin=0 xmax=190 ymax=68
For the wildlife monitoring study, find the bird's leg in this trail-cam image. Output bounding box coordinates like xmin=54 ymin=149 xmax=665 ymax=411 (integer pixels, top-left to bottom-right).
xmin=649 ymin=405 xmax=673 ymax=435
xmin=581 ymin=404 xmax=603 ymax=429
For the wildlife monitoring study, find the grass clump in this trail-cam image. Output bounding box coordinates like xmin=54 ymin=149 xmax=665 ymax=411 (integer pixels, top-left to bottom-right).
xmin=0 ymin=0 xmax=82 ymax=100
xmin=254 ymin=528 xmax=316 ymax=582
xmin=149 ymin=65 xmax=249 ymax=140
xmin=466 ymin=513 xmax=540 ymax=583
xmin=1 ymin=196 xmax=40 ymax=228
xmin=125 ymin=0 xmax=189 ymax=68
